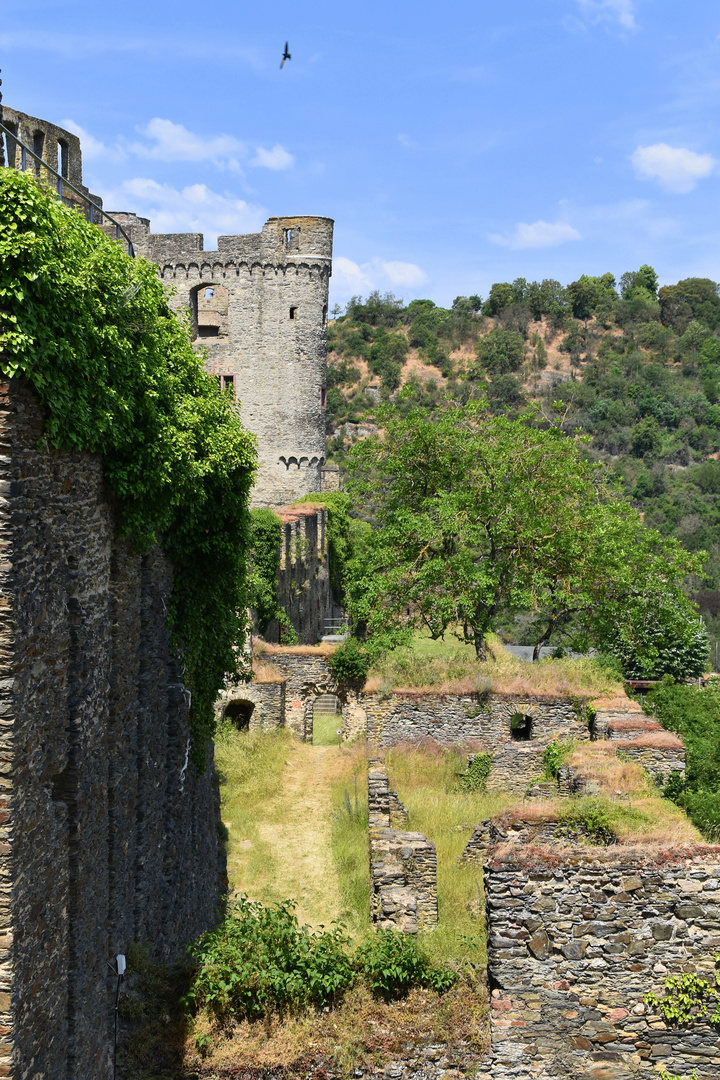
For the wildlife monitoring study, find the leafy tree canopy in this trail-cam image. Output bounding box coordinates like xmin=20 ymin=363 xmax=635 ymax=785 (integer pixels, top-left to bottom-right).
xmin=343 ymin=402 xmax=703 ymax=670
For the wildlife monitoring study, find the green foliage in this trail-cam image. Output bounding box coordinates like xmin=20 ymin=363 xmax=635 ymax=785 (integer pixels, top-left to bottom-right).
xmin=118 ymin=944 xmax=193 ymax=1080
xmin=646 ymin=682 xmax=720 ymax=836
xmin=344 ymin=402 xmax=702 ymax=667
xmin=473 ymin=328 xmax=525 ymax=374
xmin=185 ymin=896 xmax=355 ymax=1021
xmin=354 ymin=929 xmax=457 ymax=999
xmin=326 ymin=637 xmax=370 ymax=683
xmin=659 ymin=278 xmax=720 ymax=331
xmin=248 ymin=509 xmax=283 ymax=634
xmin=461 ymin=752 xmax=492 ymax=791
xmin=0 ymin=170 xmax=256 ymax=763
xmin=559 ymin=798 xmax=615 ymax=844
xmin=542 ymin=737 xmax=574 ymax=781
xmin=645 ymin=954 xmax=720 ymax=1026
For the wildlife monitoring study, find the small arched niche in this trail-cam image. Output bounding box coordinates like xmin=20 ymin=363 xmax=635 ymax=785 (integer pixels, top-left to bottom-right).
xmin=191 ymin=282 xmax=229 ymax=340
xmin=510 ymin=712 xmax=532 ymax=741
xmin=224 ymin=699 xmax=255 ymax=730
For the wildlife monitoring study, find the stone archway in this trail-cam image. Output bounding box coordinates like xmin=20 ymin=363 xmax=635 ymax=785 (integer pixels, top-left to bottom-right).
xmin=224 ymin=698 xmax=255 ymax=730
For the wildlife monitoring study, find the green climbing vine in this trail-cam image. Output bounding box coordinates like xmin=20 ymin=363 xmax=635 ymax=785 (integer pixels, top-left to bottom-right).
xmin=645 ymin=955 xmax=720 ymax=1026
xmin=0 ymin=169 xmax=257 ymax=764
xmin=247 ymin=509 xmax=297 ymax=643
xmin=296 ymin=490 xmax=351 ymax=607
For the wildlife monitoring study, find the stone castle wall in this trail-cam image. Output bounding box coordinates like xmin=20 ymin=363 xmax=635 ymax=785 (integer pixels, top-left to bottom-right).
xmin=0 ymin=378 xmax=224 ymax=1080
xmin=485 ymin=850 xmax=720 ymax=1078
xmin=109 ymin=212 xmax=333 ymax=509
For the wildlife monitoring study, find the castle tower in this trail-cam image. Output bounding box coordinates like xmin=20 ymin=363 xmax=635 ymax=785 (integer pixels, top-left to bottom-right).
xmin=110 ymin=213 xmax=334 ymax=509
xmin=0 ymin=110 xmax=334 ymax=509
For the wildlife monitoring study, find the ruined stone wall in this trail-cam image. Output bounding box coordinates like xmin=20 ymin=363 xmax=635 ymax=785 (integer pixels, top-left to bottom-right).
xmin=1 ymin=107 xmax=102 ymax=210
xmin=368 ymin=767 xmax=437 ymax=933
xmin=485 ymin=851 xmax=720 ymax=1078
xmin=0 ymin=379 xmax=224 ymax=1080
xmin=109 ymin=213 xmax=333 ymax=509
xmin=365 ymin=694 xmax=589 ymax=791
xmin=274 ymin=505 xmax=337 ymax=645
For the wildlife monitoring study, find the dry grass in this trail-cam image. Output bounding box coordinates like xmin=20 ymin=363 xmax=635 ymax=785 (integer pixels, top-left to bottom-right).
xmin=615 ymin=732 xmax=684 ymax=749
xmin=607 ymin=717 xmax=661 ymax=731
xmin=592 ymin=695 xmax=644 ymax=712
xmin=367 ymin=637 xmax=626 ymax=700
xmin=252 ymin=659 xmax=284 ymax=683
xmin=254 ymin=638 xmax=337 ymax=657
xmin=189 ymin=980 xmax=488 ymax=1078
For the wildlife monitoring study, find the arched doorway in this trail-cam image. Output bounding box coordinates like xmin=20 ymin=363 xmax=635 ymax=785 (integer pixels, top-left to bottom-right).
xmin=225 ymin=699 xmax=255 ymax=731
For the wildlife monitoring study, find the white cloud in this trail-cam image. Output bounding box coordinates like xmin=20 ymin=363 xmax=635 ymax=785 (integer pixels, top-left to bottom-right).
xmin=250 ymin=144 xmax=294 ymax=170
xmin=575 ymin=0 xmax=637 ymax=29
xmin=61 ymin=118 xmax=111 ymax=160
xmin=100 ymin=177 xmax=266 ymax=248
xmin=631 ymin=143 xmax=715 ymax=193
xmin=490 ymin=220 xmax=582 ymax=249
xmin=398 ymin=134 xmax=417 ymax=150
xmin=129 ymin=118 xmax=245 ymax=164
xmin=331 ymin=256 xmax=428 ymax=300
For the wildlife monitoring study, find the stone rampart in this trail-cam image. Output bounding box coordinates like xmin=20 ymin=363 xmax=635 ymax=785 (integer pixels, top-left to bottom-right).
xmin=485 ymin=849 xmax=720 ymax=1079
xmin=0 ymin=378 xmax=224 ymax=1080
xmin=460 ymin=815 xmax=606 ymax=863
xmin=368 ymin=767 xmax=437 ymax=934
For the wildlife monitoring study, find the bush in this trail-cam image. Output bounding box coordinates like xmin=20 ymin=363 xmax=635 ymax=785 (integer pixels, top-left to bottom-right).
xmin=461 ymin=752 xmax=492 ymax=791
xmin=327 ymin=637 xmax=370 ymax=683
xmin=355 ymin=929 xmax=456 ymax=999
xmin=473 ymin=328 xmax=525 ymax=374
xmin=542 ymin=737 xmax=574 ymax=781
xmin=560 ymin=799 xmax=615 ymax=844
xmin=185 ymin=896 xmax=355 ymax=1021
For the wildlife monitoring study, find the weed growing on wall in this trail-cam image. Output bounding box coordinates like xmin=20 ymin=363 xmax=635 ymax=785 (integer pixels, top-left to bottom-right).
xmin=460 ymin=753 xmax=492 ymax=791
xmin=0 ymin=170 xmax=257 ymax=762
xmin=542 ymin=737 xmax=575 ymax=781
xmin=645 ymin=955 xmax=720 ymax=1026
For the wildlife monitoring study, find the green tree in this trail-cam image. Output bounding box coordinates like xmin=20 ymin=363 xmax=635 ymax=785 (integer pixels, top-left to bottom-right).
xmin=567 ymin=273 xmax=616 ymax=324
xmin=473 ymin=328 xmax=525 ymax=375
xmin=344 ymin=405 xmax=615 ymax=658
xmin=659 ymin=278 xmax=720 ymax=332
xmin=631 ymin=416 xmax=662 ymax=457
xmin=620 ymin=264 xmax=659 ymax=300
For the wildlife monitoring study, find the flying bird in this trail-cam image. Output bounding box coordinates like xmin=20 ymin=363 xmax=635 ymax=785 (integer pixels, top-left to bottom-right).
xmin=280 ymin=42 xmax=291 ymax=69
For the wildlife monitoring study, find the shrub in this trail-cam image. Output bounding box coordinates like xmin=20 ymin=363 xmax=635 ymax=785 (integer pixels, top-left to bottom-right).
xmin=560 ymin=799 xmax=615 ymax=844
xmin=460 ymin=752 xmax=492 ymax=791
xmin=542 ymin=737 xmax=574 ymax=781
xmin=354 ymin=929 xmax=456 ymax=999
xmin=327 ymin=637 xmax=370 ymax=683
xmin=185 ymin=896 xmax=355 ymax=1021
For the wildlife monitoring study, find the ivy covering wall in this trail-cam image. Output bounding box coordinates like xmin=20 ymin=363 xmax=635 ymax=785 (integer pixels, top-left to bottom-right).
xmin=0 ymin=169 xmax=257 ymax=761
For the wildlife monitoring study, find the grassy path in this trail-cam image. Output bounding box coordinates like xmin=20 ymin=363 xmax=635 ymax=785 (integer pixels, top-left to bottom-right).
xmin=217 ymin=729 xmax=360 ymax=928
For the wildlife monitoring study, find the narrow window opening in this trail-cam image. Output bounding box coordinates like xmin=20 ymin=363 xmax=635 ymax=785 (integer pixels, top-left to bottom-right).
xmin=289 ymin=306 xmax=298 ymax=320
xmin=33 ymin=130 xmax=45 ymax=173
xmin=510 ymin=713 xmax=532 ymax=741
xmin=57 ymin=139 xmax=69 ymax=178
xmin=322 ymin=304 xmax=328 ymax=326
xmin=204 ymin=287 xmax=214 ymax=298
xmin=222 ymin=374 xmax=236 ymax=394
xmin=198 ymin=324 xmax=220 ymax=337
xmin=321 ymin=387 xmax=327 ymax=407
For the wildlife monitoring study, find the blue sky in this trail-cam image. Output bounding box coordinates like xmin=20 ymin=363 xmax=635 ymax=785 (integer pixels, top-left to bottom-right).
xmin=3 ymin=0 xmax=720 ymax=307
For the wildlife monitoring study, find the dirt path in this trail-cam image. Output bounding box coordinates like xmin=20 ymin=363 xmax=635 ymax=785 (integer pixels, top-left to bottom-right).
xmin=253 ymin=743 xmax=346 ymax=927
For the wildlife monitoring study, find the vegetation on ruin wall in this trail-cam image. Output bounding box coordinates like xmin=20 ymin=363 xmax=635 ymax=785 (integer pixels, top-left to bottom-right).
xmin=0 ymin=170 xmax=256 ymax=761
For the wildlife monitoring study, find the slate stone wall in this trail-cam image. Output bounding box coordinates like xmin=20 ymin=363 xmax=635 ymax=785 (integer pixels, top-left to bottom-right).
xmin=485 ymin=850 xmax=720 ymax=1078
xmin=0 ymin=379 xmax=224 ymax=1080
xmin=367 ymin=767 xmax=437 ymax=934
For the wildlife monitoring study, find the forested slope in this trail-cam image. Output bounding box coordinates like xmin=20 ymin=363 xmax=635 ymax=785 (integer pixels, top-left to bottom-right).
xmin=326 ymin=271 xmax=720 ymax=664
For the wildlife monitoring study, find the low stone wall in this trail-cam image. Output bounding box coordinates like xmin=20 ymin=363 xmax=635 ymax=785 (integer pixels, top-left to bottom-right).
xmin=460 ymin=815 xmax=607 ymax=863
xmin=485 ymin=850 xmax=720 ymax=1079
xmin=368 ymin=767 xmax=437 ymax=933
xmin=365 ymin=693 xmax=587 ymax=750
xmin=615 ymin=739 xmax=686 ymax=783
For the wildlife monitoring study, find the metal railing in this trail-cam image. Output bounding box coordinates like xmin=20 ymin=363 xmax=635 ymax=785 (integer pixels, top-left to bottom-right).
xmin=0 ymin=120 xmax=135 ymax=257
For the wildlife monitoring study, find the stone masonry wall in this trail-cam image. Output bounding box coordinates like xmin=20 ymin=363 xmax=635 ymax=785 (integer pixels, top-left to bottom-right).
xmin=368 ymin=767 xmax=437 ymax=934
xmin=273 ymin=505 xmax=337 ymax=645
xmin=0 ymin=379 xmax=224 ymax=1080
xmin=109 ymin=213 xmax=334 ymax=509
xmin=485 ymin=850 xmax=720 ymax=1079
